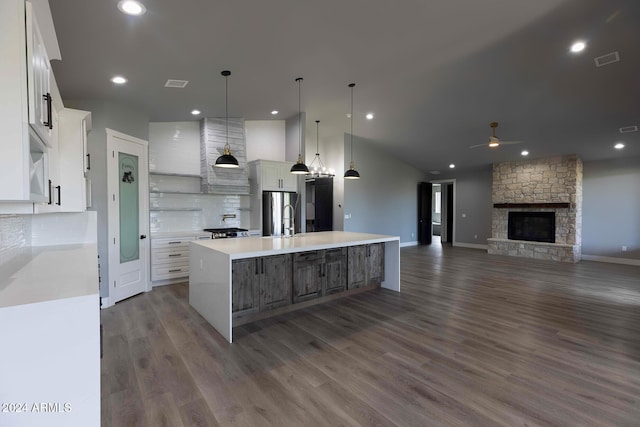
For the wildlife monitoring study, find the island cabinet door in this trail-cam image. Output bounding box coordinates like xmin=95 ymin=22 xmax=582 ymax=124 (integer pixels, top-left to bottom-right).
xmin=232 ymin=258 xmax=260 ymax=318
xmin=347 ymin=245 xmax=367 ymax=289
xmin=366 ymin=243 xmax=385 ymax=286
xmin=293 ymin=251 xmax=323 ymax=303
xmin=323 ymin=248 xmax=347 ymax=295
xmin=260 ymin=254 xmax=293 ymax=311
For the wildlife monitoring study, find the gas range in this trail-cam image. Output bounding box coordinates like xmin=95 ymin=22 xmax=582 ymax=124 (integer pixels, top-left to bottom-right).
xmin=203 ymin=227 xmax=249 ymax=239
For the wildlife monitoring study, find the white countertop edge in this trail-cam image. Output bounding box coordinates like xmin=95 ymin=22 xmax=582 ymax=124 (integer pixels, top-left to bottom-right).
xmin=191 ymin=232 xmax=400 ymax=259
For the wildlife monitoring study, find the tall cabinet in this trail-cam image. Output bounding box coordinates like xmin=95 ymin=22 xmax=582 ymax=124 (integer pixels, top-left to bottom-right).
xmin=0 ymin=0 xmax=75 ymax=213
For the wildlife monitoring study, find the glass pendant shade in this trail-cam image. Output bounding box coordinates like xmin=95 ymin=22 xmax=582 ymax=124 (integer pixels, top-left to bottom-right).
xmin=344 ymin=83 xmax=360 ymax=179
xmin=215 ymin=70 xmax=239 ymax=169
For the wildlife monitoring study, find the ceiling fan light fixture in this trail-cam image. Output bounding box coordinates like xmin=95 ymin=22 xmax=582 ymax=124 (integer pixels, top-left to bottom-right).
xmin=214 ymin=70 xmax=239 ymax=169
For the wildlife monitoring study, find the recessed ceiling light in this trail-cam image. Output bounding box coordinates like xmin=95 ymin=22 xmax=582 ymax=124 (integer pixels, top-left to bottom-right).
xmin=366 ymin=113 xmax=374 ymax=120
xmin=449 ymin=164 xmax=455 ymax=169
xmin=118 ymin=0 xmax=146 ymax=16
xmin=521 ymin=150 xmax=529 ymax=156
xmin=429 ymin=170 xmax=441 ymax=175
xmin=271 ymin=110 xmax=278 ymax=115
xmin=111 ymin=76 xmax=127 ymax=84
xmin=614 ymin=142 xmax=625 ymax=149
xmin=570 ymin=40 xmax=586 ymax=53
xmin=191 ymin=109 xmax=201 ymax=115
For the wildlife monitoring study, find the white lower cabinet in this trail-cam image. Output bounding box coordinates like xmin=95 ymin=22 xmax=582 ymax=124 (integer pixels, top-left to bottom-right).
xmin=151 ymin=235 xmax=211 ymax=284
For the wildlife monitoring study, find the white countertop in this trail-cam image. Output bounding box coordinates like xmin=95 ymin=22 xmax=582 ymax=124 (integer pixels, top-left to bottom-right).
xmin=0 ymin=243 xmax=99 ymax=309
xmin=191 ymin=231 xmax=399 ymax=259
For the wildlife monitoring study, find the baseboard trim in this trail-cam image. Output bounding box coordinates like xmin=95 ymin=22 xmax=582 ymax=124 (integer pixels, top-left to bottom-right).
xmin=581 ymin=254 xmax=640 ymax=266
xmin=100 ymin=297 xmax=113 ymax=309
xmin=400 ymin=241 xmax=418 ymax=247
xmin=453 ymin=242 xmax=488 ymax=250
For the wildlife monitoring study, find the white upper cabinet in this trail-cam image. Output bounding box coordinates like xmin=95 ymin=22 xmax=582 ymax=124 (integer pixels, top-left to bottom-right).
xmin=26 ymin=1 xmax=53 ymax=148
xmin=57 ymin=108 xmax=92 ymax=212
xmin=256 ymin=160 xmax=299 ymax=192
xmin=0 ymin=0 xmax=63 ymax=211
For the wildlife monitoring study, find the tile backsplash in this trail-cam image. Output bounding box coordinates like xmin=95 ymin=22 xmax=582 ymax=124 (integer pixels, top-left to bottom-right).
xmin=0 ymin=215 xmax=32 ymax=266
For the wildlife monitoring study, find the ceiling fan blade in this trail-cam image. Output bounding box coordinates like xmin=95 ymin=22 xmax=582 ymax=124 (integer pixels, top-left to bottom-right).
xmin=500 ymin=140 xmax=524 ymax=145
xmin=469 ymin=143 xmax=489 ymax=149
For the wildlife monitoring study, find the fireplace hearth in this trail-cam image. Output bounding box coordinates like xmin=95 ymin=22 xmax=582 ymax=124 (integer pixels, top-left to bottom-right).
xmin=508 ymin=211 xmax=555 ymax=243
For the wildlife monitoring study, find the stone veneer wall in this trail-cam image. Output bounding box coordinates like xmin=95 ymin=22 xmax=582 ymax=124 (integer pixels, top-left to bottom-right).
xmin=488 ymin=155 xmax=583 ymax=262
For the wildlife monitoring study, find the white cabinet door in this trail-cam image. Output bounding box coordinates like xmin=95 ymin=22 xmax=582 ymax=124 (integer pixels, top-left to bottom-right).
xmin=260 ymin=160 xmax=298 ymax=192
xmin=280 ymin=164 xmax=298 ymax=192
xmin=26 ymin=1 xmax=53 ymax=148
xmin=261 ymin=161 xmax=282 ymax=191
xmin=57 ymin=108 xmax=91 ymax=212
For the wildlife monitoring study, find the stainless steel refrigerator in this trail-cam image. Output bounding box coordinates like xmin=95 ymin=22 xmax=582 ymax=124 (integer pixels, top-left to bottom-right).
xmin=262 ymin=191 xmax=299 ymax=236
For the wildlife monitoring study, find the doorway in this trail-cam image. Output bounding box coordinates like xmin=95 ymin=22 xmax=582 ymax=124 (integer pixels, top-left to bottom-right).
xmin=427 ymin=179 xmax=455 ymax=245
xmin=107 ymin=128 xmax=150 ymax=304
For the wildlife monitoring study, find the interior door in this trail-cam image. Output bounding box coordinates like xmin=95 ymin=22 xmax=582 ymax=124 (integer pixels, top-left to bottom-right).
xmin=107 ymin=129 xmax=150 ymax=304
xmin=418 ymin=182 xmax=432 ymax=245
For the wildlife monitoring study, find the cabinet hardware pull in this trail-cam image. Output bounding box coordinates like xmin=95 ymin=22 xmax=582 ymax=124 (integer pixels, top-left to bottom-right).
xmin=168 ymin=241 xmax=181 ymax=244
xmin=43 ymin=93 xmax=53 ymax=129
xmin=318 ymin=264 xmax=322 ymax=277
xmin=255 ymin=258 xmax=259 ymax=275
xmin=86 ymin=153 xmax=91 ymax=170
xmin=169 ymin=269 xmax=182 ymax=273
xmin=55 ymin=185 xmax=61 ymax=206
xmin=48 ymin=179 xmax=53 ymax=205
xmin=168 ymin=253 xmax=181 ymax=257
xmin=261 ymin=258 xmax=264 ymax=274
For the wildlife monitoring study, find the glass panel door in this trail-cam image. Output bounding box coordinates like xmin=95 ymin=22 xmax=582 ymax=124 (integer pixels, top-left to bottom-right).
xmin=119 ymin=152 xmax=139 ymax=263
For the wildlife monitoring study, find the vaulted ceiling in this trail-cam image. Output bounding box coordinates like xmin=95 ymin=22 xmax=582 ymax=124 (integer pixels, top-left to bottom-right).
xmin=49 ymin=0 xmax=639 ymax=174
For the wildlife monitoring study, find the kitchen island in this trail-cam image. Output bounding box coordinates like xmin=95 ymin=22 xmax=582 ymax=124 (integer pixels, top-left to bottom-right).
xmin=189 ymin=231 xmax=400 ymax=342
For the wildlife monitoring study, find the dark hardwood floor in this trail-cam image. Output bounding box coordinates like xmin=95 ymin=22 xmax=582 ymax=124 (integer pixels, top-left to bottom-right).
xmin=101 ymin=244 xmax=640 ymax=426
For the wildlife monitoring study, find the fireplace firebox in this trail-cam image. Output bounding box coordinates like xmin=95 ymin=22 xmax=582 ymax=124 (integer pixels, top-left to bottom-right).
xmin=508 ymin=211 xmax=555 ymax=243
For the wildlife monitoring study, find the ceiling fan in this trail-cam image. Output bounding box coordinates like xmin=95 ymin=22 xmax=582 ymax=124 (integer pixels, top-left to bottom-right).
xmin=470 ymin=122 xmax=523 ymax=149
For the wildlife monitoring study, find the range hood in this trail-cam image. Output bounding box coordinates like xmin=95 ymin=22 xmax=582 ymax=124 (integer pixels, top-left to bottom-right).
xmin=200 ymin=117 xmax=250 ymax=194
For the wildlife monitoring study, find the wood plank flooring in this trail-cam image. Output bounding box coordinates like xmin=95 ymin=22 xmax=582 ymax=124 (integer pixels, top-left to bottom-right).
xmin=100 ymin=244 xmax=640 ymax=426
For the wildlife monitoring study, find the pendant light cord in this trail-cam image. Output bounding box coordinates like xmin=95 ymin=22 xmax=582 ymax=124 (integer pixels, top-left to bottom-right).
xmin=297 ymin=77 xmax=303 ymax=156
xmin=350 ymin=83 xmax=355 ymax=162
xmin=316 ymin=120 xmax=319 ymax=154
xmin=225 ymin=73 xmax=229 ymax=149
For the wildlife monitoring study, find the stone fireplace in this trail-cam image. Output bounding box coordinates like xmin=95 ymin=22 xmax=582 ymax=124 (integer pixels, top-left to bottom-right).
xmin=487 ymin=155 xmax=582 ymax=263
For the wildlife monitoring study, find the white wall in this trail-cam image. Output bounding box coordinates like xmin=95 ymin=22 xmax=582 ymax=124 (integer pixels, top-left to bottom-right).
xmin=149 ymin=121 xmax=200 ymax=174
xmin=343 ymin=136 xmax=427 ymax=243
xmin=245 ymin=120 xmax=286 ymax=162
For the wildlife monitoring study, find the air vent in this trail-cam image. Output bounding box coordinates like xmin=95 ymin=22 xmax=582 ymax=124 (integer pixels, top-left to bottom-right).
xmin=619 ymin=125 xmax=638 ymax=134
xmin=164 ymin=79 xmax=189 ymax=88
xmin=594 ymin=51 xmax=620 ymax=67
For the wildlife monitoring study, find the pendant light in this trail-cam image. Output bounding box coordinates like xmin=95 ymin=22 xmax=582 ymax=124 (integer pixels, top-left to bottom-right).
xmin=344 ymin=83 xmax=360 ymax=179
xmin=214 ymin=70 xmax=239 ymax=168
xmin=308 ymin=120 xmax=334 ymax=177
xmin=290 ymin=77 xmax=310 ymax=175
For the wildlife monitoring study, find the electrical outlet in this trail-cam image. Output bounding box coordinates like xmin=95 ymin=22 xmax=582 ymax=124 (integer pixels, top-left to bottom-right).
xmin=622 ymin=246 xmax=627 ymax=252
xmin=344 ymin=213 xmax=352 ymax=220
xmin=474 ymin=234 xmax=478 ymax=239
xmin=411 ymin=232 xmax=415 ymax=238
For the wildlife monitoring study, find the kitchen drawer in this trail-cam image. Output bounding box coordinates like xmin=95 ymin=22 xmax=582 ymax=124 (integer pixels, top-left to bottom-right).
xmin=151 ymin=237 xmax=194 ymax=250
xmin=152 ymin=263 xmax=189 ymax=281
xmin=152 ymin=250 xmax=189 ymax=264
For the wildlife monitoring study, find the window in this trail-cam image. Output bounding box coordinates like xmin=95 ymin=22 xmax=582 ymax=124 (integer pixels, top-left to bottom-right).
xmin=434 ymin=191 xmax=441 ymax=214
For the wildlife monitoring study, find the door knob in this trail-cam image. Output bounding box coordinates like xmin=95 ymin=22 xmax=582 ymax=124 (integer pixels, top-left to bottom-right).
xmin=140 ymin=235 xmax=147 ymax=239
